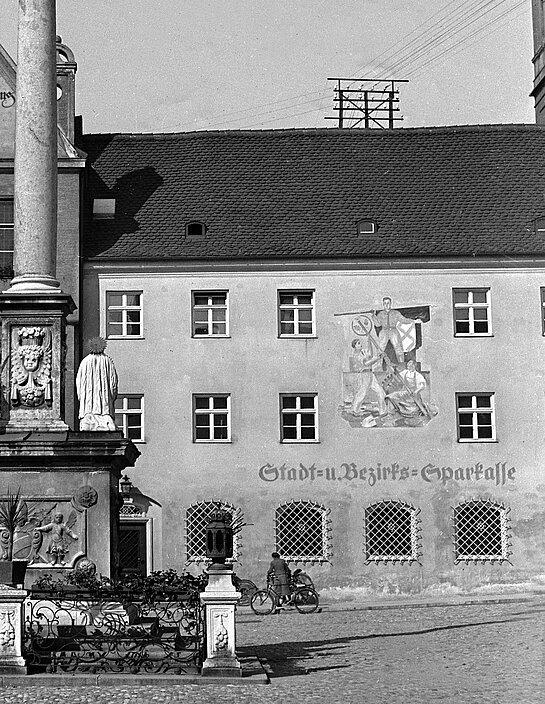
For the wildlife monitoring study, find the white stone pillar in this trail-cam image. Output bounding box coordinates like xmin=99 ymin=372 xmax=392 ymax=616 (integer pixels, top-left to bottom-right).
xmin=200 ymin=565 xmax=242 ymax=677
xmin=0 ymin=586 xmax=27 ymax=674
xmin=10 ymin=0 xmax=60 ymax=292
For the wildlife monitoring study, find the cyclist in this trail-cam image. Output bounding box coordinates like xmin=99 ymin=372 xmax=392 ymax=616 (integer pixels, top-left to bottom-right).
xmin=267 ymin=552 xmax=291 ymax=605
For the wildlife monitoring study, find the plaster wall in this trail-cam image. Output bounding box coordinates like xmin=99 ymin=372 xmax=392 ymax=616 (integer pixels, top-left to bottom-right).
xmin=82 ymin=263 xmax=545 ymax=592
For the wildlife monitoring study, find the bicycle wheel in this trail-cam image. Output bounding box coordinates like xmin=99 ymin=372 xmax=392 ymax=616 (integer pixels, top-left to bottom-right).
xmin=293 ymin=587 xmax=319 ymax=614
xmin=250 ymin=589 xmax=276 ymax=615
xmin=237 ymin=579 xmax=257 ymax=607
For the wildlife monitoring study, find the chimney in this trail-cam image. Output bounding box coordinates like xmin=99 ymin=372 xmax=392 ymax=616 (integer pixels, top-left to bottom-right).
xmin=531 ymin=0 xmax=545 ymax=124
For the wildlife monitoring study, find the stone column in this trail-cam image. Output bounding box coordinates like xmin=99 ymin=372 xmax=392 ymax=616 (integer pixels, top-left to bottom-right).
xmin=200 ymin=565 xmax=242 ymax=677
xmin=10 ymin=0 xmax=60 ymax=292
xmin=0 ymin=586 xmax=27 ymax=674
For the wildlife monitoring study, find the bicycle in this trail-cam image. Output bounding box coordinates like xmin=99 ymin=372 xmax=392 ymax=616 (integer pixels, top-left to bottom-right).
xmin=250 ymin=577 xmax=319 ymax=615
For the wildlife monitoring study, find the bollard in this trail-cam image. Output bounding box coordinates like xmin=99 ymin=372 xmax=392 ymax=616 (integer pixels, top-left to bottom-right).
xmin=200 ymin=563 xmax=242 ymax=677
xmin=0 ymin=585 xmax=27 ymax=674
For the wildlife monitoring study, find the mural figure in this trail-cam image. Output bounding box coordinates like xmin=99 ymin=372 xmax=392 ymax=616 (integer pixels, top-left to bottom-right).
xmin=385 ymin=359 xmax=429 ymax=418
xmin=35 ymin=512 xmax=78 ymax=566
xmin=349 ymin=338 xmax=387 ymax=417
xmin=76 ymin=337 xmax=118 ymax=431
xmin=10 ymin=327 xmax=52 ymax=407
xmin=339 ymin=297 xmax=436 ymax=428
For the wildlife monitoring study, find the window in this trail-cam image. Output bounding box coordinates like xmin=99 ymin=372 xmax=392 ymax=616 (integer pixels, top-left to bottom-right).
xmin=453 ymin=288 xmax=491 ymax=336
xmin=93 ymin=198 xmax=115 ymax=220
xmin=115 ymin=395 xmax=144 ymax=442
xmin=453 ymin=499 xmax=511 ymax=562
xmin=540 ymin=288 xmax=545 ymax=335
xmin=280 ymin=394 xmax=318 ymax=442
xmin=278 ymin=291 xmax=315 ymax=337
xmin=456 ymin=393 xmax=496 ymax=442
xmin=185 ymin=500 xmax=243 ymax=562
xmin=356 ymin=219 xmax=377 ymax=235
xmin=186 ymin=221 xmax=206 ymax=238
xmin=363 ymin=500 xmax=421 ymax=563
xmin=106 ymin=291 xmax=143 ymax=338
xmin=0 ymin=199 xmax=14 ymax=275
xmin=193 ymin=394 xmax=231 ymax=442
xmin=275 ymin=501 xmax=331 ymax=563
xmin=192 ymin=291 xmax=228 ymax=337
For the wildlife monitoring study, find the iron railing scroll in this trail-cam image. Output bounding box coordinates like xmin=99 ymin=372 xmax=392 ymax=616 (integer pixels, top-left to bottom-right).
xmin=24 ymin=588 xmax=205 ymax=674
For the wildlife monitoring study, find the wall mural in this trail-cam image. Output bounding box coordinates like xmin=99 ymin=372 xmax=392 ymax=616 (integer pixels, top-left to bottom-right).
xmin=338 ymin=297 xmax=437 ymax=428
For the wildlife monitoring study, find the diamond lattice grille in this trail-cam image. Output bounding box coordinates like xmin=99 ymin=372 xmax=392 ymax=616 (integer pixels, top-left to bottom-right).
xmin=119 ymin=528 xmax=141 ymax=570
xmin=364 ymin=500 xmax=420 ymax=562
xmin=275 ymin=501 xmax=330 ymax=562
xmin=454 ymin=500 xmax=509 ymax=561
xmin=185 ymin=501 xmax=242 ymax=563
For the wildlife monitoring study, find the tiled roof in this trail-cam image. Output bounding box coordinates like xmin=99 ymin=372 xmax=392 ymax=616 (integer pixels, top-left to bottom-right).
xmin=81 ymin=124 xmax=545 ymax=260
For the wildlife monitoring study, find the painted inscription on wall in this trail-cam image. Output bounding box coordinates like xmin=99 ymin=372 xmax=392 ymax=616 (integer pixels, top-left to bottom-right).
xmin=258 ymin=462 xmax=515 ymax=487
xmin=0 ymin=91 xmax=15 ymax=108
xmin=337 ymin=297 xmax=437 ymax=428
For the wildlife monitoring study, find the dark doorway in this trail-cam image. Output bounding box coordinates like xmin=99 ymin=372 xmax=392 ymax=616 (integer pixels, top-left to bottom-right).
xmin=119 ymin=522 xmax=147 ymax=577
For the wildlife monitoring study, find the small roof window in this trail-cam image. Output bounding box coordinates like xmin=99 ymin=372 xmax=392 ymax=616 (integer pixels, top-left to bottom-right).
xmin=356 ymin=219 xmax=377 ymax=235
xmin=93 ymin=198 xmax=115 ymax=220
xmin=535 ymin=217 xmax=545 ymax=234
xmin=186 ymin=221 xmax=207 ymax=238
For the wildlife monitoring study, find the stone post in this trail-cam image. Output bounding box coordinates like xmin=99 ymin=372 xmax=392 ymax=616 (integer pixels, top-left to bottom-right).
xmin=200 ymin=565 xmax=242 ymax=677
xmin=10 ymin=0 xmax=60 ymax=293
xmin=0 ymin=586 xmax=27 ymax=674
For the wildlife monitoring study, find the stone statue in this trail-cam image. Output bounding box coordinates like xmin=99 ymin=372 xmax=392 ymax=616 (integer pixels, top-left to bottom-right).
xmin=35 ymin=512 xmax=78 ymax=566
xmin=76 ymin=337 xmax=118 ymax=431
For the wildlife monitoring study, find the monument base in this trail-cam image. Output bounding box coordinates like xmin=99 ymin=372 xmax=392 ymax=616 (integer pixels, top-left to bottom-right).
xmin=200 ymin=565 xmax=242 ymax=677
xmin=0 ymin=586 xmax=27 ymax=674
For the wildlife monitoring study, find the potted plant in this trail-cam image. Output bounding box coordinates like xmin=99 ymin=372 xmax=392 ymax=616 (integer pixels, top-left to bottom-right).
xmin=0 ymin=488 xmax=29 ymax=587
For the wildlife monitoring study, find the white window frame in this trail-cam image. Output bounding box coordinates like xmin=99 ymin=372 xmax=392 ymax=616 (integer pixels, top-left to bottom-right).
xmin=193 ymin=394 xmax=231 ymax=443
xmin=453 ymin=288 xmax=492 ymax=337
xmin=115 ymin=394 xmax=145 ymax=442
xmin=0 ymin=198 xmax=14 ymax=271
xmin=540 ymin=288 xmax=545 ymax=336
xmin=191 ymin=291 xmax=229 ymax=337
xmin=280 ymin=393 xmax=319 ymax=443
xmin=278 ymin=290 xmax=316 ymax=338
xmin=456 ymin=393 xmax=496 ymax=443
xmin=106 ymin=291 xmax=143 ymax=339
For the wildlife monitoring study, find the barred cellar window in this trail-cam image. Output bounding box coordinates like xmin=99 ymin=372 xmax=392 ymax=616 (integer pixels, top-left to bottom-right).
xmin=453 ymin=499 xmax=511 ymax=562
xmin=363 ymin=500 xmax=421 ymax=563
xmin=185 ymin=500 xmax=243 ymax=562
xmin=275 ymin=500 xmax=331 ymax=562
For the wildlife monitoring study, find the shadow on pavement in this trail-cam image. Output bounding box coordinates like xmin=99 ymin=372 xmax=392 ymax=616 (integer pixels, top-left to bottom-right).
xmin=238 ymin=613 xmax=536 ymax=679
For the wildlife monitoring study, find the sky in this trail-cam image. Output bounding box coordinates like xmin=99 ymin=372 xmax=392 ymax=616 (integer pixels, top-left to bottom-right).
xmin=0 ymin=0 xmax=536 ymax=134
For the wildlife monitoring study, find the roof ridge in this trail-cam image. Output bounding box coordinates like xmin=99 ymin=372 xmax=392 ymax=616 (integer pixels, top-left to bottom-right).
xmin=81 ymin=123 xmax=543 ymax=141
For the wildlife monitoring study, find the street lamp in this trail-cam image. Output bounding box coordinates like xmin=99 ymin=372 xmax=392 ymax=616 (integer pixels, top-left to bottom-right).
xmin=119 ymin=474 xmax=133 ymax=501
xmin=205 ymin=508 xmax=233 ymax=567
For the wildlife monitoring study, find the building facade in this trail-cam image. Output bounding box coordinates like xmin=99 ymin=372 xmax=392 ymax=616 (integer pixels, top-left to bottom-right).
xmin=80 ymin=127 xmax=545 ymax=592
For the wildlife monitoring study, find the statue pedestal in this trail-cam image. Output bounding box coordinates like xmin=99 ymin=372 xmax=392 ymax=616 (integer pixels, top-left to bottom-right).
xmin=0 ymin=586 xmax=27 ymax=674
xmin=0 ymin=432 xmax=139 ymax=583
xmin=200 ymin=565 xmax=242 ymax=677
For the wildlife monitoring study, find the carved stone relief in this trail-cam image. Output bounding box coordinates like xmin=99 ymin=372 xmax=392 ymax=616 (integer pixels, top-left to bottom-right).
xmin=10 ymin=327 xmax=52 ymax=408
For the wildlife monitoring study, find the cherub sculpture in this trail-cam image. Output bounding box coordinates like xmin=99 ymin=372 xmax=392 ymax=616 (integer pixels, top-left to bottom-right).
xmin=10 ymin=327 xmax=52 ymax=407
xmin=35 ymin=511 xmax=78 ymax=566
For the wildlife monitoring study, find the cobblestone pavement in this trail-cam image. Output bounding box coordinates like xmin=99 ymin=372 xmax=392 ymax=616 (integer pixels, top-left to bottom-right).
xmin=0 ymin=599 xmax=544 ymax=703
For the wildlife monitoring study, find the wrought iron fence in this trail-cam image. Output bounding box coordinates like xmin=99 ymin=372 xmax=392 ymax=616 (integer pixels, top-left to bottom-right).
xmin=24 ymin=589 xmax=205 ymax=674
